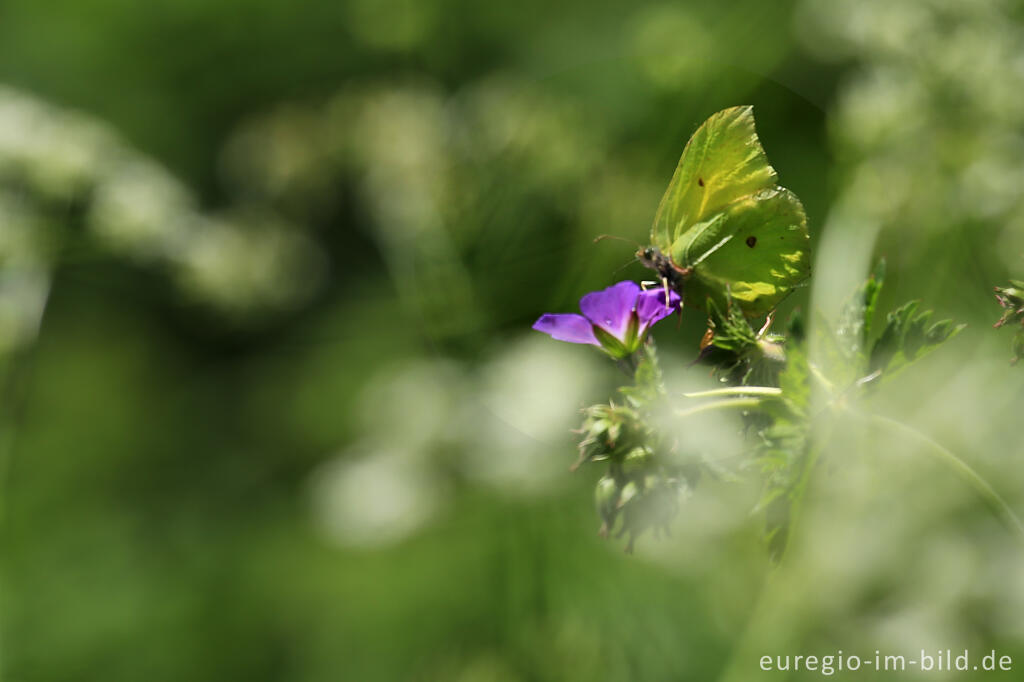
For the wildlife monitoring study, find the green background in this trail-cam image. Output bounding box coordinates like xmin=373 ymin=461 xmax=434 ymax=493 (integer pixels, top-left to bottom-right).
xmin=1 ymin=0 xmax=1023 ymax=680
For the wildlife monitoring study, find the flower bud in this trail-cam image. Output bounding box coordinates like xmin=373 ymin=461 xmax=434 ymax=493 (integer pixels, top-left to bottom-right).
xmin=572 ymin=402 xmax=650 ymax=471
xmin=994 ymin=281 xmax=1024 ymax=364
xmin=614 ymin=470 xmax=685 ymax=553
xmin=621 ymin=446 xmax=654 ymax=478
xmin=594 ymin=475 xmax=620 ymax=538
xmin=994 ymin=281 xmax=1024 ymax=329
xmin=617 ymin=479 xmax=640 ymax=508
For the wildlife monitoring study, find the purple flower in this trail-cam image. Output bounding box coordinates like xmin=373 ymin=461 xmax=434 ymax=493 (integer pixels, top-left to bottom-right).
xmin=532 ymin=281 xmax=680 ymax=357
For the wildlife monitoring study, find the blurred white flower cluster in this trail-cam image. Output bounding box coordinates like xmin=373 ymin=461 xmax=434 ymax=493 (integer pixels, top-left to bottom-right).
xmin=309 ymin=336 xmax=603 ymax=548
xmin=798 ymin=0 xmax=1024 ymax=272
xmin=0 ymin=85 xmax=325 ymax=341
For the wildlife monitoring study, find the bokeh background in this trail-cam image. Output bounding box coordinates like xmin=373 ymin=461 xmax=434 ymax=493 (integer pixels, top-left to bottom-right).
xmin=1 ymin=0 xmax=1023 ymax=680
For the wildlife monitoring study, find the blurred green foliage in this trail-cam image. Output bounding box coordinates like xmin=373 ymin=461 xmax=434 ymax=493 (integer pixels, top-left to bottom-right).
xmin=0 ymin=0 xmax=1023 ymax=681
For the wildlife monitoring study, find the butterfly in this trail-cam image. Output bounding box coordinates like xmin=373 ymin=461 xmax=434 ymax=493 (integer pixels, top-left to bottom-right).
xmin=637 ymin=106 xmax=810 ymax=318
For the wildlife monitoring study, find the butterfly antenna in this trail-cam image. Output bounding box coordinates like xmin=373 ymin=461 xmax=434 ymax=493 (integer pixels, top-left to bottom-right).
xmin=610 ymin=257 xmax=639 ymax=277
xmin=594 ymin=234 xmax=641 ymax=248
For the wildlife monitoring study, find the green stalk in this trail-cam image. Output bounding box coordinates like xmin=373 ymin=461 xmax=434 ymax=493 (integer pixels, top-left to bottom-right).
xmin=683 ymin=386 xmax=782 ymax=399
xmin=675 ymin=397 xmax=766 ymax=419
xmin=863 ymin=412 xmax=1024 ymax=544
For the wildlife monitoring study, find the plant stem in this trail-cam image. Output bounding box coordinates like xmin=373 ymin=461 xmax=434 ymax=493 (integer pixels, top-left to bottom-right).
xmin=864 ymin=412 xmax=1024 ymax=544
xmin=683 ymin=386 xmax=782 ymax=399
xmin=675 ymin=397 xmax=765 ymax=419
xmin=807 ymin=361 xmax=834 ymax=393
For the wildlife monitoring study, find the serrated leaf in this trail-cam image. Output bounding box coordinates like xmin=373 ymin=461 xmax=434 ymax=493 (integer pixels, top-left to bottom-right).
xmin=869 ymin=300 xmax=964 ymax=380
xmin=705 ymin=297 xmax=758 ymax=353
xmin=816 ymin=264 xmax=887 ymax=389
xmin=836 ymin=259 xmax=885 ymax=361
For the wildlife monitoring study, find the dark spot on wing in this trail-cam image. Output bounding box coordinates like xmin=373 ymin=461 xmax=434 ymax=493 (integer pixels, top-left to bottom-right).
xmin=746 ymin=236 xmax=757 ymax=248
xmin=697 ymin=178 xmax=704 ymax=187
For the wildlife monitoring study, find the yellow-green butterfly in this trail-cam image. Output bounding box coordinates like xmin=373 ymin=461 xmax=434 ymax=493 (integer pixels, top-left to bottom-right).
xmin=637 ymin=106 xmax=810 ymax=317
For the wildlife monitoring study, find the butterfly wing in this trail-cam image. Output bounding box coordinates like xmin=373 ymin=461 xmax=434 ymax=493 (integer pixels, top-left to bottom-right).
xmin=669 ymin=187 xmax=810 ymax=317
xmin=650 ymin=106 xmax=778 ymax=252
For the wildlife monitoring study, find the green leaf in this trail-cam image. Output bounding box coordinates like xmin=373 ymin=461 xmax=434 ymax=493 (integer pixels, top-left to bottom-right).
xmin=704 ymin=297 xmax=758 ymax=354
xmin=646 ymin=106 xmax=811 ymax=317
xmin=815 ymin=260 xmax=886 ymax=388
xmin=869 ymin=301 xmax=965 ymax=380
xmin=836 ymin=259 xmax=885 ymax=361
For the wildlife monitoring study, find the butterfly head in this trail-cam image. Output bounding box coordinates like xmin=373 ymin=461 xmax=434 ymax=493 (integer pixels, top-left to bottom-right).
xmin=636 ymin=246 xmax=664 ymax=270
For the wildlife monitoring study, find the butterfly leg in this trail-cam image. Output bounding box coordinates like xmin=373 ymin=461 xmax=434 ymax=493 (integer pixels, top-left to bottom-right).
xmin=642 ymin=277 xmax=675 ymax=309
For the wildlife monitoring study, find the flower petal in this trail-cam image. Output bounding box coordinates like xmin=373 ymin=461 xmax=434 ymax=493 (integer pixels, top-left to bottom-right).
xmin=579 ymin=281 xmax=641 ymax=341
xmin=532 ymin=313 xmax=600 ymax=346
xmin=636 ymin=287 xmax=681 ymax=331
